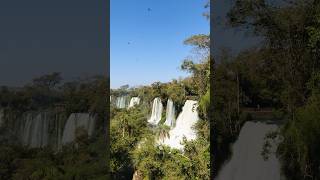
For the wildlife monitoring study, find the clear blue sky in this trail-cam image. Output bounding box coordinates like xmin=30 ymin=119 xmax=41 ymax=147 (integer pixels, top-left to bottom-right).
xmin=111 ymin=0 xmax=209 ymax=88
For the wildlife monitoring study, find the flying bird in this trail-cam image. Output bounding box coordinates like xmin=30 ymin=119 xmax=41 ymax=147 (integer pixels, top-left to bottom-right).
xmin=147 ymin=8 xmax=152 ymax=12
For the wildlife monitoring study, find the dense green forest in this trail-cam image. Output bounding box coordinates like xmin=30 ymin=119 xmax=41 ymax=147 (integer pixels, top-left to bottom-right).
xmin=213 ymin=0 xmax=320 ymax=179
xmin=110 ymin=59 xmax=210 ymax=179
xmin=110 ymin=39 xmax=210 ymax=180
xmin=0 ymin=73 xmax=108 ymax=179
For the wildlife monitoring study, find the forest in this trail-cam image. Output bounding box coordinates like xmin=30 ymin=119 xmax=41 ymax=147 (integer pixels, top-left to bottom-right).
xmin=213 ymin=0 xmax=320 ymax=179
xmin=0 ymin=73 xmax=108 ymax=179
xmin=110 ymin=37 xmax=210 ymax=180
xmin=110 ymin=57 xmax=210 ymax=179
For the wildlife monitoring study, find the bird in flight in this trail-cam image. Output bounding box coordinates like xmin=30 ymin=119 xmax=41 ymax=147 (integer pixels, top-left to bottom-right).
xmin=147 ymin=8 xmax=152 ymax=12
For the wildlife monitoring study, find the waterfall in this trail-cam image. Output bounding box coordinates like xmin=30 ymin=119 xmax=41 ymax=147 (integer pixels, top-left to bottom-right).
xmin=128 ymin=97 xmax=140 ymax=108
xmin=164 ymin=99 xmax=175 ymax=127
xmin=61 ymin=113 xmax=96 ymax=145
xmin=21 ymin=112 xmax=50 ymax=148
xmin=161 ymin=100 xmax=199 ymax=150
xmin=116 ymin=96 xmax=127 ymax=109
xmin=110 ymin=95 xmax=114 ymax=106
xmin=216 ymin=122 xmax=281 ymax=180
xmin=148 ymin=97 xmax=163 ymax=125
xmin=3 ymin=111 xmax=95 ymax=148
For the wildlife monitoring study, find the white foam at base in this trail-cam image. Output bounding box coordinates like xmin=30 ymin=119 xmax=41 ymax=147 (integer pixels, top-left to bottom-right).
xmin=161 ymin=100 xmax=199 ymax=150
xmin=128 ymin=97 xmax=141 ymax=108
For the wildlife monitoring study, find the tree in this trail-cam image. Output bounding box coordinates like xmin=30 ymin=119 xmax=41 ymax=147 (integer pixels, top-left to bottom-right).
xmin=222 ymin=1 xmax=320 ymax=179
xmin=155 ymin=124 xmax=170 ymax=143
xmin=32 ymin=72 xmax=62 ymax=90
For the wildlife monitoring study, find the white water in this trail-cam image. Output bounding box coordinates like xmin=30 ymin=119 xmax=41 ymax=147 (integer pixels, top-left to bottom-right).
xmin=61 ymin=113 xmax=96 ymax=145
xmin=161 ymin=100 xmax=199 ymax=150
xmin=164 ymin=99 xmax=175 ymax=127
xmin=128 ymin=97 xmax=140 ymax=108
xmin=21 ymin=112 xmax=50 ymax=148
xmin=148 ymin=97 xmax=163 ymax=125
xmin=116 ymin=96 xmax=127 ymax=109
xmin=216 ymin=121 xmax=281 ymax=180
xmin=2 ymin=111 xmax=97 ymax=148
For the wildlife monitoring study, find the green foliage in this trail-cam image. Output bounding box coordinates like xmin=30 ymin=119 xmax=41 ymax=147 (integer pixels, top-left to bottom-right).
xmin=131 ymin=137 xmax=209 ymax=180
xmin=220 ymin=1 xmax=320 ymax=179
xmin=306 ymin=4 xmax=320 ymax=51
xmin=0 ymin=74 xmax=108 ymax=180
xmin=199 ymin=90 xmax=210 ymax=119
xmin=275 ymin=71 xmax=320 ymax=179
xmin=131 ymin=58 xmax=209 ymax=180
xmin=181 ymin=58 xmax=209 ymax=97
xmin=0 ymin=133 xmax=108 ymax=180
xmin=155 ymin=124 xmax=170 ymax=143
xmin=165 ymin=80 xmax=186 ymax=111
xmin=213 ymin=53 xmax=243 ymax=173
xmin=32 ymin=72 xmax=62 ymax=90
xmin=278 ymin=93 xmax=320 ymax=179
xmin=184 ymin=34 xmax=210 ymax=50
xmin=110 ymin=107 xmax=149 ymax=179
xmin=110 ymin=33 xmax=210 ymax=180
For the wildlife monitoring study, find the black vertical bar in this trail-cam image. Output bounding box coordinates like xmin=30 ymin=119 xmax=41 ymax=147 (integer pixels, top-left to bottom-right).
xmin=210 ymin=0 xmax=216 ymax=179
xmin=106 ymin=0 xmax=110 ymax=178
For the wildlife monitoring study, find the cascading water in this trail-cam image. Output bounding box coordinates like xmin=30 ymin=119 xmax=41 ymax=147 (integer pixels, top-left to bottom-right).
xmin=61 ymin=113 xmax=96 ymax=145
xmin=128 ymin=97 xmax=140 ymax=108
xmin=116 ymin=96 xmax=127 ymax=109
xmin=110 ymin=95 xmax=119 ymax=107
xmin=148 ymin=97 xmax=163 ymax=125
xmin=216 ymin=121 xmax=281 ymax=180
xmin=20 ymin=112 xmax=50 ymax=148
xmin=2 ymin=110 xmax=95 ymax=149
xmin=164 ymin=99 xmax=175 ymax=127
xmin=161 ymin=100 xmax=199 ymax=150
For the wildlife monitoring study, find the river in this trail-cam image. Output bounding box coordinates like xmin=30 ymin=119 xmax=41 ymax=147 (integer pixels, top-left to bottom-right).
xmin=216 ymin=121 xmax=283 ymax=180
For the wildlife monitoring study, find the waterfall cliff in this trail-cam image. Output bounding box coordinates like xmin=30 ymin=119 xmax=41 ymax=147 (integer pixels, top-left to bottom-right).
xmin=2 ymin=111 xmax=96 ymax=149
xmin=161 ymin=100 xmax=199 ymax=150
xmin=116 ymin=96 xmax=128 ymax=109
xmin=61 ymin=113 xmax=96 ymax=145
xmin=9 ymin=111 xmax=66 ymax=148
xmin=147 ymin=97 xmax=163 ymax=125
xmin=164 ymin=99 xmax=175 ymax=127
xmin=21 ymin=113 xmax=50 ymax=148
